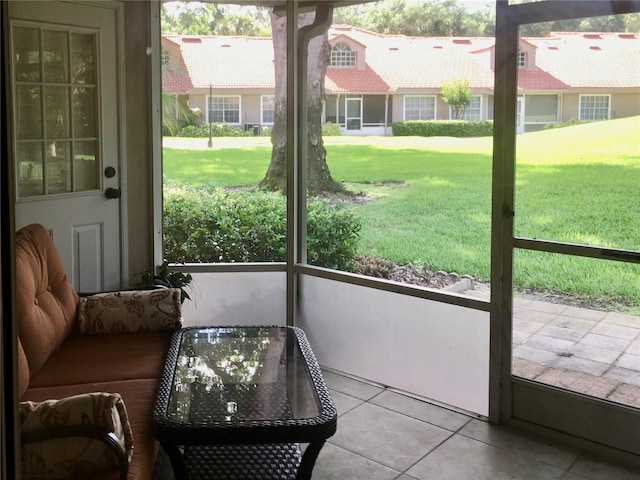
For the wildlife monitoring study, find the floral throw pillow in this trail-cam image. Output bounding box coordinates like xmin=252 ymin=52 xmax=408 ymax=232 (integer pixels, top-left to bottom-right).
xmin=20 ymin=392 xmax=133 ymax=480
xmin=78 ymin=288 xmax=182 ymax=335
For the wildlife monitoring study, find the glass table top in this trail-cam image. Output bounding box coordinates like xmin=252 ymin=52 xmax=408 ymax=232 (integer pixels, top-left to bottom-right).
xmin=166 ymin=327 xmax=322 ymax=424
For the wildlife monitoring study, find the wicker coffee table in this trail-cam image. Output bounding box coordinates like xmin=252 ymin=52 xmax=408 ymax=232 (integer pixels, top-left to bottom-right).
xmin=153 ymin=326 xmax=337 ymax=480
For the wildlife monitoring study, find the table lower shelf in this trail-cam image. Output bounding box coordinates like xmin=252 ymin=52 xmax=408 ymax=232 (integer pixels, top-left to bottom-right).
xmin=182 ymin=443 xmax=303 ymax=480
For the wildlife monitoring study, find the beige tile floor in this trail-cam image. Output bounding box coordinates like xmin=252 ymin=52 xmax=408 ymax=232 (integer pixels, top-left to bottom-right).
xmin=153 ymin=369 xmax=640 ymax=480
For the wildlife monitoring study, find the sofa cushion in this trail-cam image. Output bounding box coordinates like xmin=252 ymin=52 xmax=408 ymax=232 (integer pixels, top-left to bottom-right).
xmin=20 ymin=392 xmax=133 ymax=480
xmin=28 ymin=332 xmax=171 ymax=389
xmin=22 ymin=378 xmax=161 ymax=480
xmin=78 ymin=289 xmax=182 ymax=334
xmin=16 ymin=224 xmax=79 ymax=375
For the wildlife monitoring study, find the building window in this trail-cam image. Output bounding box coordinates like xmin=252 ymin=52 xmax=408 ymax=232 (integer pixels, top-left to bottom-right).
xmin=404 ymin=96 xmax=436 ymax=121
xmin=450 ymin=95 xmax=482 ymax=120
xmin=517 ymin=50 xmax=527 ymax=68
xmin=261 ymin=95 xmax=275 ymax=124
xmin=331 ymin=42 xmax=356 ymax=67
xmin=579 ymin=95 xmax=610 ymax=121
xmin=207 ymin=96 xmax=240 ymax=124
xmin=161 ymin=49 xmax=170 ymax=67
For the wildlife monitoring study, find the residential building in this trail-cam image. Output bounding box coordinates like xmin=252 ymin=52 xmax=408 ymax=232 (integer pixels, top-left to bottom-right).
xmin=3 ymin=1 xmax=640 ymax=478
xmin=162 ymin=26 xmax=640 ymax=135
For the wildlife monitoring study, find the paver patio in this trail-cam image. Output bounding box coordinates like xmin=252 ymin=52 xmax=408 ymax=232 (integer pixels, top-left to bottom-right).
xmin=466 ymin=288 xmax=640 ymax=409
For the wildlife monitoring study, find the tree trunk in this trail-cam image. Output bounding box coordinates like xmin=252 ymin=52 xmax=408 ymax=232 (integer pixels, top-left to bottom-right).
xmin=258 ymin=10 xmax=346 ymax=195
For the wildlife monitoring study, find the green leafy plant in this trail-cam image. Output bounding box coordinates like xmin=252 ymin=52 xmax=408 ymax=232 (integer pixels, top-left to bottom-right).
xmin=392 ymin=120 xmax=493 ymax=137
xmin=441 ymin=78 xmax=473 ymax=119
xmin=162 ymin=184 xmax=361 ymax=271
xmin=136 ymin=261 xmax=193 ymax=304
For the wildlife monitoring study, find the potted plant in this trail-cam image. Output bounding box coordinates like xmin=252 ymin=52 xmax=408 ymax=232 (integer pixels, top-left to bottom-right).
xmin=136 ymin=261 xmax=193 ymax=304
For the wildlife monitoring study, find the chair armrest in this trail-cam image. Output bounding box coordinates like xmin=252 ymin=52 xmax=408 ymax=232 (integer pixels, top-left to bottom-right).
xmin=20 ymin=392 xmax=133 ymax=480
xmin=78 ymin=288 xmax=182 ymax=335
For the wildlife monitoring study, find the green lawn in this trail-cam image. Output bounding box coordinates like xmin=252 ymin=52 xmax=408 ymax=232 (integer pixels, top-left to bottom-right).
xmin=163 ymin=116 xmax=640 ymax=307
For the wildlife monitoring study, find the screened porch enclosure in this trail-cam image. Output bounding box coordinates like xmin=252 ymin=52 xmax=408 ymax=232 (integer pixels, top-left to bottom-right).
xmin=180 ymin=270 xmax=490 ymax=417
xmin=324 ymin=93 xmax=392 ymax=134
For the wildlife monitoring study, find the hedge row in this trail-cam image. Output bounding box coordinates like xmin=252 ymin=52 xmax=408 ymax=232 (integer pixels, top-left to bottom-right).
xmin=178 ymin=124 xmax=268 ymax=138
xmin=392 ymin=120 xmax=493 ymax=137
xmin=163 ymin=184 xmax=361 ymax=271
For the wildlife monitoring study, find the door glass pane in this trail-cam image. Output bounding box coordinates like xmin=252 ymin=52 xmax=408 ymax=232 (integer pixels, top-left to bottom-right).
xmin=73 ymin=87 xmax=97 ymax=137
xmin=13 ymin=26 xmax=41 ymax=82
xmin=13 ymin=25 xmax=100 ymax=199
xmin=43 ymin=29 xmax=69 ymax=83
xmin=71 ymin=32 xmax=96 ymax=84
xmin=17 ymin=143 xmax=44 ymax=197
xmin=74 ymin=141 xmax=98 ymax=191
xmin=46 ymin=141 xmax=71 ymax=194
xmin=45 ymin=86 xmax=70 ymax=138
xmin=16 ymin=85 xmax=42 ymax=139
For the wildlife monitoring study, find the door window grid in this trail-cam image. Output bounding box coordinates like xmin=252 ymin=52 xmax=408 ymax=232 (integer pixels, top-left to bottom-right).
xmin=13 ymin=24 xmax=99 ymax=198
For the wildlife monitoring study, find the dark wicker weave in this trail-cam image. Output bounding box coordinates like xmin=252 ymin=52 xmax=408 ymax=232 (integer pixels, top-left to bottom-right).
xmin=183 ymin=444 xmax=302 ymax=480
xmin=153 ymin=326 xmax=337 ymax=480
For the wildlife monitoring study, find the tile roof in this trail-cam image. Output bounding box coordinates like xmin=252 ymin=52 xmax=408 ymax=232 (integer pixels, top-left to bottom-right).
xmin=528 ymin=32 xmax=640 ymax=89
xmin=163 ymin=35 xmax=275 ymax=91
xmin=162 ymin=28 xmax=639 ymax=94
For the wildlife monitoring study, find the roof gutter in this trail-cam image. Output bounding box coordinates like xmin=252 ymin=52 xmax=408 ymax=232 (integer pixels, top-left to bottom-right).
xmin=296 ymin=2 xmax=334 ymax=269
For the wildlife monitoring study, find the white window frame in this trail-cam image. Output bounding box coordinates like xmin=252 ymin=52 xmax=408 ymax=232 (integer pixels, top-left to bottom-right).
xmin=261 ymin=95 xmax=275 ymax=125
xmin=331 ymin=42 xmax=356 ymax=67
xmin=449 ymin=95 xmax=482 ymax=120
xmin=207 ymin=95 xmax=241 ymax=124
xmin=161 ymin=49 xmax=169 ymax=67
xmin=517 ymin=50 xmax=527 ymax=68
xmin=578 ymin=94 xmax=611 ymax=121
xmin=403 ymin=95 xmax=437 ymax=121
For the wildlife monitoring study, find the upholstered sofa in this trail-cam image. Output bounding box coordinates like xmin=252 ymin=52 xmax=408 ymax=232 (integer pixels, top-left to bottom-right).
xmin=16 ymin=224 xmax=182 ymax=480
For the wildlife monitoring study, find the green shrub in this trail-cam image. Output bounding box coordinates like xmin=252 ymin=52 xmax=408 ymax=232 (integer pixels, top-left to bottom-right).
xmin=307 ymin=201 xmax=361 ymax=271
xmin=178 ymin=124 xmax=254 ymax=138
xmin=163 ymin=184 xmax=361 ymax=271
xmin=322 ymin=122 xmax=343 ymax=136
xmin=260 ymin=125 xmax=271 ymax=137
xmin=392 ymin=120 xmax=493 ymax=137
xmin=543 ymin=119 xmax=589 ymax=130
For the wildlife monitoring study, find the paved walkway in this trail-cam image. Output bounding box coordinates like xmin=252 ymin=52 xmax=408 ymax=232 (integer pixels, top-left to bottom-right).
xmin=467 ymin=288 xmax=640 ymax=408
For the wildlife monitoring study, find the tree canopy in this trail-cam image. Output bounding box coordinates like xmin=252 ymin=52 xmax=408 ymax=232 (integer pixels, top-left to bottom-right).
xmin=161 ymin=2 xmax=271 ymax=36
xmin=162 ymin=1 xmax=638 ymax=39
xmin=441 ymin=78 xmax=472 ymax=120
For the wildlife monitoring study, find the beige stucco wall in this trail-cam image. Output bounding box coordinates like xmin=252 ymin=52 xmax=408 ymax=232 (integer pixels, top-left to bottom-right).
xmin=562 ymin=92 xmax=640 ymax=122
xmin=611 ymin=92 xmax=640 ymax=119
xmin=242 ymin=94 xmax=262 ymax=126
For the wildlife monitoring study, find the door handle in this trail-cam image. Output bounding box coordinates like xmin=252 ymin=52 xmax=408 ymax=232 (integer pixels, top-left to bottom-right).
xmin=105 ymin=187 xmax=121 ymax=199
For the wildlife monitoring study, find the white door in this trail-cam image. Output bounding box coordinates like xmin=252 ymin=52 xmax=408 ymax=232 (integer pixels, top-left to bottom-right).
xmin=346 ymin=96 xmax=362 ymax=131
xmin=9 ymin=1 xmax=123 ymax=292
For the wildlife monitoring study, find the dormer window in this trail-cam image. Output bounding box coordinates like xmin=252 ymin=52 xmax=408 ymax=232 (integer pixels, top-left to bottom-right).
xmin=331 ymin=42 xmax=356 ymax=67
xmin=517 ymin=49 xmax=527 ymax=68
xmin=161 ymin=49 xmax=170 ymax=67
